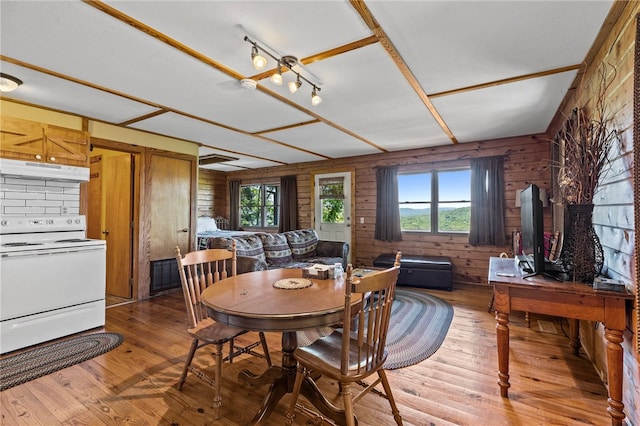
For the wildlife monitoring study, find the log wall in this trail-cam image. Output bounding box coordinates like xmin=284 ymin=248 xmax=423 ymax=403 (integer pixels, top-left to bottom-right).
xmin=546 ymin=3 xmax=639 ymax=422
xmin=218 ymin=133 xmax=552 ymax=288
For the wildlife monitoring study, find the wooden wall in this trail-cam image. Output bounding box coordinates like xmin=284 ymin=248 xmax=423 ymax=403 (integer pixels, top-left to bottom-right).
xmin=197 ymin=169 xmax=228 ymax=218
xmin=218 ymin=133 xmax=552 ymax=288
xmin=546 ymin=3 xmax=639 ymax=423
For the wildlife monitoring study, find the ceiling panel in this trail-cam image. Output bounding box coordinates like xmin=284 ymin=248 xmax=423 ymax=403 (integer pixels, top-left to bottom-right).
xmin=433 ymin=70 xmax=579 ymax=143
xmin=0 ymin=61 xmax=159 ymax=123
xmin=368 ymin=1 xmax=613 ymax=93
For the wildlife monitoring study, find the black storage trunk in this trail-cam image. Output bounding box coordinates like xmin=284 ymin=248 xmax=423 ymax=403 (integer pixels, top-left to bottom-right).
xmin=373 ymin=253 xmax=453 ymax=291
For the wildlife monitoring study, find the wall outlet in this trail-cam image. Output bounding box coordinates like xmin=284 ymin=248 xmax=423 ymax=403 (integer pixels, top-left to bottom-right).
xmin=360 ymin=217 xmax=364 ymax=224
xmin=62 ymin=206 xmax=69 ymax=215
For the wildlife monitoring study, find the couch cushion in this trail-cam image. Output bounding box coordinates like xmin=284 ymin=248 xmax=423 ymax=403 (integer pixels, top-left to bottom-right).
xmin=259 ymin=233 xmax=293 ymax=266
xmin=284 ymin=229 xmax=318 ymax=259
xmin=209 ymin=235 xmax=266 ymax=262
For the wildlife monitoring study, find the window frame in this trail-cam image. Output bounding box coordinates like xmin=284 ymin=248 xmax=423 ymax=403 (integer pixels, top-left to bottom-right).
xmin=239 ymin=182 xmax=280 ymax=229
xmin=398 ymin=167 xmax=471 ymax=235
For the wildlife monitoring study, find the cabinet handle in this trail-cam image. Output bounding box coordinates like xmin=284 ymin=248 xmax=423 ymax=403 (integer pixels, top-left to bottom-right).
xmin=49 ymin=157 xmax=56 ymax=162
xmin=181 ymin=228 xmax=189 ymax=233
xmin=102 ymin=230 xmax=109 ymax=236
xmin=35 ymin=154 xmax=42 ymax=160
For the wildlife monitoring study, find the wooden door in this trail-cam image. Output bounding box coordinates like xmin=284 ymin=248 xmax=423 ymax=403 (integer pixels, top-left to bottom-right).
xmin=313 ymin=171 xmax=353 ymax=263
xmin=87 ymin=155 xmax=103 ymax=240
xmin=103 ymin=154 xmax=133 ymax=298
xmin=149 ymin=155 xmax=192 ymax=260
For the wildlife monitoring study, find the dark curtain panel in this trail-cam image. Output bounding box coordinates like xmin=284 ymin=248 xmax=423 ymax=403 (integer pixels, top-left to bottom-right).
xmin=374 ymin=165 xmax=402 ymax=241
xmin=279 ymin=175 xmax=298 ymax=232
xmin=469 ymin=156 xmax=506 ymax=246
xmin=229 ymin=180 xmax=240 ymax=230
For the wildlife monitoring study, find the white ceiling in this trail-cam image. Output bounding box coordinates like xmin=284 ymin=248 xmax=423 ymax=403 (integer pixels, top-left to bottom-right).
xmin=0 ymin=1 xmax=613 ymax=171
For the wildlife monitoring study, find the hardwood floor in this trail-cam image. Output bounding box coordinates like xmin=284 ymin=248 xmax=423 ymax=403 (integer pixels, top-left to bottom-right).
xmin=1 ymin=284 xmax=614 ymax=425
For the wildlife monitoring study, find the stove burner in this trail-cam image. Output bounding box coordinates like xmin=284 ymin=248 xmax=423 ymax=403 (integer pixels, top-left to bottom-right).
xmin=55 ymin=238 xmax=91 ymax=243
xmin=2 ymin=242 xmax=44 ymax=247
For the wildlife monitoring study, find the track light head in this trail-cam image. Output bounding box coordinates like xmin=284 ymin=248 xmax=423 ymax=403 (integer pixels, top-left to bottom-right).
xmin=251 ymin=46 xmax=267 ymax=70
xmin=270 ymin=61 xmax=283 ymax=86
xmin=288 ymin=75 xmax=302 ymax=94
xmin=311 ymin=86 xmax=322 ymax=106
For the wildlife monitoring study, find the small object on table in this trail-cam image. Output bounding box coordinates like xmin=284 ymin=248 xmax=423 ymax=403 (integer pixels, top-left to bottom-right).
xmin=273 ymin=278 xmax=313 ymax=290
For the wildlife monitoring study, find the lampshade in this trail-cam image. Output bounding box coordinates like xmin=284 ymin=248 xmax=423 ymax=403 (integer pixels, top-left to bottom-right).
xmin=311 ymin=87 xmax=322 ymax=105
xmin=515 ymin=188 xmax=549 ymax=207
xmin=270 ymin=63 xmax=283 ymax=86
xmin=0 ymin=73 xmax=22 ymax=92
xmin=251 ymin=46 xmax=267 ymax=70
xmin=288 ymin=77 xmax=301 ymax=94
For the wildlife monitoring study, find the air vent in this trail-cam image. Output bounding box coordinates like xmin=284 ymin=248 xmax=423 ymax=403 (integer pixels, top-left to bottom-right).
xmin=199 ymin=154 xmax=239 ymax=166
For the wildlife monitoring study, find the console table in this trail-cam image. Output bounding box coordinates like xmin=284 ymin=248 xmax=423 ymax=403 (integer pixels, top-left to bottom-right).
xmin=488 ymin=256 xmax=633 ymax=426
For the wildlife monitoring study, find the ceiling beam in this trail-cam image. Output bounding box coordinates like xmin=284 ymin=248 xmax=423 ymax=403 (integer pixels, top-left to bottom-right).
xmin=349 ymin=0 xmax=459 ymax=144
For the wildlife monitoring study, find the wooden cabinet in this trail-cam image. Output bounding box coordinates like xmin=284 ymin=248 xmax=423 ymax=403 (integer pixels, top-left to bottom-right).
xmin=0 ymin=116 xmax=89 ymax=167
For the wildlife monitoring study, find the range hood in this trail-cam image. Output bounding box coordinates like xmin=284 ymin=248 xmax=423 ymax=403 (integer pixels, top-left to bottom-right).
xmin=0 ymin=158 xmax=90 ymax=182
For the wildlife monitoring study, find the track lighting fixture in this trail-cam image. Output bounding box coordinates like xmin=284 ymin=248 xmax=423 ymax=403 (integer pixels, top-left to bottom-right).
xmin=270 ymin=61 xmax=283 ymax=85
xmin=244 ymin=35 xmax=324 ymax=106
xmin=0 ymin=73 xmax=23 ymax=92
xmin=251 ymin=46 xmax=266 ymax=70
xmin=288 ymin=75 xmax=302 ymax=94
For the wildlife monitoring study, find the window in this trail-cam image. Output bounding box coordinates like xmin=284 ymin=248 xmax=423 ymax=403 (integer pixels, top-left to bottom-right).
xmin=239 ymin=183 xmax=280 ymax=228
xmin=398 ymin=169 xmax=471 ymax=234
xmin=319 ymin=176 xmax=345 ymax=224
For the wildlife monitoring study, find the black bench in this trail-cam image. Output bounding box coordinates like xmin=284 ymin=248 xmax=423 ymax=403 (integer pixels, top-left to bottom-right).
xmin=373 ymin=253 xmax=453 ymax=291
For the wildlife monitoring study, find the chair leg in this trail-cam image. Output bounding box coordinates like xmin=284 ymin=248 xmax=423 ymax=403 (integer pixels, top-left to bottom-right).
xmin=212 ymin=342 xmax=224 ymax=420
xmin=178 ymin=338 xmax=199 ymax=390
xmin=259 ymin=332 xmax=272 ymax=367
xmin=378 ymin=370 xmax=403 ymax=425
xmin=341 ymin=382 xmax=355 ymax=426
xmin=285 ymin=365 xmax=306 ymax=425
xmin=228 ymin=337 xmax=235 ymax=363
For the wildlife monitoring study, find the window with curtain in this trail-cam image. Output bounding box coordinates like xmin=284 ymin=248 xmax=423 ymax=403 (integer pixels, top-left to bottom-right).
xmin=469 ymin=156 xmax=506 ymax=246
xmin=239 ymin=183 xmax=280 ymax=228
xmin=398 ymin=169 xmax=471 ymax=234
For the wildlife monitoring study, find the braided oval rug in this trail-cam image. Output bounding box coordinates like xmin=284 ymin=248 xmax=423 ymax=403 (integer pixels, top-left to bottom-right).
xmin=383 ymin=288 xmax=454 ymax=369
xmin=297 ymin=288 xmax=454 ymax=370
xmin=0 ymin=332 xmax=124 ymax=391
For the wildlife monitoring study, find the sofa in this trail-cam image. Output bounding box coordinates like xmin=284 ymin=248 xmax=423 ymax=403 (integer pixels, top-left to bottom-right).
xmin=208 ymin=229 xmax=349 ymax=274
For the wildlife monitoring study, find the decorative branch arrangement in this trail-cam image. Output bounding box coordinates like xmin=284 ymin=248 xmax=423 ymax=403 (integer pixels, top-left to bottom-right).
xmin=555 ymin=65 xmax=620 ymax=205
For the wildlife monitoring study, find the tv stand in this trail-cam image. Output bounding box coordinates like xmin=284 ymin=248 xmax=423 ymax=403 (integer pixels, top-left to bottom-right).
xmin=489 ymin=256 xmax=633 ymax=425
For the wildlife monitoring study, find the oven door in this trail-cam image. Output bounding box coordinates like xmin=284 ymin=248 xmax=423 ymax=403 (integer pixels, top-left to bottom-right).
xmin=1 ymin=245 xmax=106 ymax=353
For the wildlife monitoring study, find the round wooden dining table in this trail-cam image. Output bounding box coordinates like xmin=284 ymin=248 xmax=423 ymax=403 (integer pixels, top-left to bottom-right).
xmin=200 ymin=267 xmax=360 ymax=425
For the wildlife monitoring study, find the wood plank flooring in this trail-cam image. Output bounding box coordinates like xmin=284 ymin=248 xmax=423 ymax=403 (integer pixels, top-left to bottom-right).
xmin=1 ymin=284 xmax=615 ymax=425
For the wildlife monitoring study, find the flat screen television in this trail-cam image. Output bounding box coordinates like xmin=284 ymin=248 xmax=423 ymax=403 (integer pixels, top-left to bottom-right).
xmin=518 ymin=184 xmax=545 ymax=277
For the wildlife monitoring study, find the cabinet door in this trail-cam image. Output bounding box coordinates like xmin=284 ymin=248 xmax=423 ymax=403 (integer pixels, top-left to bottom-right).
xmin=45 ymin=124 xmax=89 ymax=166
xmin=149 ymin=154 xmax=193 ymax=260
xmin=0 ymin=116 xmax=45 ymax=161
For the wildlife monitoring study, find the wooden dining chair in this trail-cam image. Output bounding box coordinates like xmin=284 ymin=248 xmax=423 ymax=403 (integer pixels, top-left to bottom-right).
xmin=175 ymin=243 xmax=271 ymax=419
xmin=286 ymin=252 xmax=403 ymax=426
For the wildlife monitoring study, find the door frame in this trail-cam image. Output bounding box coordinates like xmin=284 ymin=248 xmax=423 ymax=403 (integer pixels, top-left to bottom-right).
xmin=82 ymin=138 xmax=143 ymax=300
xmin=310 ymin=168 xmax=355 ymax=264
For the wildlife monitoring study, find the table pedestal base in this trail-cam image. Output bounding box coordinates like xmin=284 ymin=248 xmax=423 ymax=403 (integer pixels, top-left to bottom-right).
xmin=239 ymin=331 xmax=351 ymax=425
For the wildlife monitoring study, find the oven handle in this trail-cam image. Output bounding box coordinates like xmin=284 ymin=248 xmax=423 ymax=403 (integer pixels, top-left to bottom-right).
xmin=1 ymin=246 xmax=105 ymax=258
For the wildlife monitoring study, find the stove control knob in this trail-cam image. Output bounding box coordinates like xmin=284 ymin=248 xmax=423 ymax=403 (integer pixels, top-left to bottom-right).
xmin=67 ymin=219 xmax=73 ymax=224
xmin=1 ymin=220 xmax=7 ymax=226
xmin=47 ymin=219 xmax=54 ymax=225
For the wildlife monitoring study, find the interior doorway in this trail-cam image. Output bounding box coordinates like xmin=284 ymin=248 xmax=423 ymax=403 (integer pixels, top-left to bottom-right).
xmin=313 ymin=171 xmax=353 ymax=264
xmin=87 ymin=148 xmax=135 ymax=306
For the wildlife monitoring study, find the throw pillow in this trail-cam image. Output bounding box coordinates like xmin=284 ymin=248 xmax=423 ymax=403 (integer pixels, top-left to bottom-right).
xmin=259 ymin=233 xmax=293 ymax=266
xmin=284 ymin=229 xmax=318 ymax=259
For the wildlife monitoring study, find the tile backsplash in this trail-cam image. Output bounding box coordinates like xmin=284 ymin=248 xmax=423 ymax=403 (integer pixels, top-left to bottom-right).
xmin=0 ymin=175 xmax=81 ymax=216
